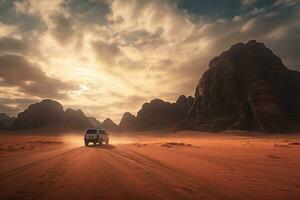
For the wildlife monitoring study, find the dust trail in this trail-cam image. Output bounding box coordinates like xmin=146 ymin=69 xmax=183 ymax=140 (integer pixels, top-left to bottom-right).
xmin=61 ymin=134 xmax=84 ymax=147
xmin=60 ymin=133 xmax=138 ymax=146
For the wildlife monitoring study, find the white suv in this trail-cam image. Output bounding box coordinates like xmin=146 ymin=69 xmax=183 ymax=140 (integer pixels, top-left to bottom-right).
xmin=84 ymin=128 xmax=109 ymax=146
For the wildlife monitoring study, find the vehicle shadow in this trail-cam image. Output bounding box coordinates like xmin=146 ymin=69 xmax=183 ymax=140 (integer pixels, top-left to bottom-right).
xmin=86 ymin=144 xmax=116 ymax=149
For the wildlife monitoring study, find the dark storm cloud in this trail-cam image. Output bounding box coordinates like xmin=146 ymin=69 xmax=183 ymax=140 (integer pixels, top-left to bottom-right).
xmin=50 ymin=0 xmax=111 ymax=45
xmin=51 ymin=14 xmax=75 ymax=45
xmin=0 ymin=37 xmax=32 ymax=54
xmin=0 ymin=54 xmax=78 ymax=98
xmin=63 ymin=0 xmax=111 ymax=25
xmin=121 ymin=28 xmax=164 ymax=47
xmin=0 ymin=0 xmax=46 ymax=33
xmin=92 ymin=40 xmax=123 ymax=66
xmin=0 ymin=36 xmax=43 ymax=59
xmin=178 ymin=0 xmax=275 ymax=19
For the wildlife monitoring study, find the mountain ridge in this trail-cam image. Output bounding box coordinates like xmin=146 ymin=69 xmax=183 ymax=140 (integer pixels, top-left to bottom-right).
xmin=1 ymin=40 xmax=299 ymax=133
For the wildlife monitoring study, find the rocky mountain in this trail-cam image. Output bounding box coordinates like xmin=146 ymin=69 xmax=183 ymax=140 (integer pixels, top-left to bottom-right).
xmin=127 ymin=95 xmax=194 ymax=130
xmin=13 ymin=99 xmax=65 ymax=129
xmin=4 ymin=41 xmax=299 ymax=133
xmin=102 ymin=118 xmax=118 ymax=131
xmin=12 ymin=99 xmax=95 ymax=130
xmin=119 ymin=112 xmax=136 ymax=131
xmin=0 ymin=113 xmax=15 ymax=130
xmin=135 ymin=99 xmax=175 ymax=130
xmin=64 ymin=108 xmax=93 ymax=129
xmin=88 ymin=117 xmax=102 ymax=128
xmin=175 ymin=95 xmax=194 ymax=119
xmin=181 ymin=40 xmax=300 ymax=132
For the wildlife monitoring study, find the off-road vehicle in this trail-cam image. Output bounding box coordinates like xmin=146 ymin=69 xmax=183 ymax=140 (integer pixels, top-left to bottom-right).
xmin=84 ymin=128 xmax=109 ymax=146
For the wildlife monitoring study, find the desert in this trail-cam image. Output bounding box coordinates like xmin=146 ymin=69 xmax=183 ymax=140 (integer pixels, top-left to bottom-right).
xmin=1 ymin=1 xmax=300 ymax=199
xmin=0 ymin=131 xmax=300 ymax=200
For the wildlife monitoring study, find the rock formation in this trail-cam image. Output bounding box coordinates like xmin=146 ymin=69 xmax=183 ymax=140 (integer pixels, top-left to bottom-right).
xmin=248 ymin=80 xmax=286 ymax=132
xmin=5 ymin=40 xmax=300 ymax=133
xmin=135 ymin=99 xmax=176 ymax=130
xmin=64 ymin=108 xmax=93 ymax=129
xmin=119 ymin=112 xmax=137 ymax=131
xmin=134 ymin=96 xmax=194 ymax=130
xmin=175 ymin=95 xmax=194 ymax=119
xmin=13 ymin=99 xmax=64 ymax=129
xmin=102 ymin=118 xmax=118 ymax=131
xmin=88 ymin=117 xmax=102 ymax=128
xmin=184 ymin=40 xmax=300 ymax=132
xmin=0 ymin=113 xmax=14 ymax=130
xmin=12 ymin=99 xmax=97 ymax=130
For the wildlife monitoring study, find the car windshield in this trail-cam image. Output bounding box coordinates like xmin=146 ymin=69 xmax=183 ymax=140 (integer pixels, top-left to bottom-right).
xmin=86 ymin=129 xmax=97 ymax=134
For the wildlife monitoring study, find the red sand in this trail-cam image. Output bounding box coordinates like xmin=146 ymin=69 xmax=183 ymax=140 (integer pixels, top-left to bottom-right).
xmin=0 ymin=131 xmax=300 ymax=200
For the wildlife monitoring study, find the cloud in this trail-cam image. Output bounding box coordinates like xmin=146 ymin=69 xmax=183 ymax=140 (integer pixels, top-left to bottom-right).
xmin=0 ymin=0 xmax=299 ymax=122
xmin=0 ymin=22 xmax=17 ymax=37
xmin=92 ymin=40 xmax=123 ymax=67
xmin=241 ymin=18 xmax=257 ymax=32
xmin=274 ymin=0 xmax=299 ymax=7
xmin=89 ymin=0 xmax=300 ymax=110
xmin=0 ymin=36 xmax=44 ymax=60
xmin=0 ymin=54 xmax=78 ymax=98
xmin=241 ymin=0 xmax=257 ymax=7
xmin=0 ymin=37 xmax=29 ymax=53
xmin=0 ymin=0 xmax=46 ymax=33
xmin=0 ymin=97 xmax=37 ymax=117
xmin=13 ymin=0 xmax=63 ymax=23
xmin=0 ymin=36 xmax=38 ymax=56
xmin=51 ymin=14 xmax=75 ymax=45
xmin=114 ymin=95 xmax=148 ymax=110
xmin=62 ymin=0 xmax=111 ymax=25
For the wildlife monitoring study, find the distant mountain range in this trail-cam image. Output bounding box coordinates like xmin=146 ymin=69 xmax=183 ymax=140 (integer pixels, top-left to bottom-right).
xmin=0 ymin=99 xmax=119 ymax=131
xmin=1 ymin=40 xmax=299 ymax=133
xmin=118 ymin=95 xmax=194 ymax=131
xmin=0 ymin=95 xmax=194 ymax=131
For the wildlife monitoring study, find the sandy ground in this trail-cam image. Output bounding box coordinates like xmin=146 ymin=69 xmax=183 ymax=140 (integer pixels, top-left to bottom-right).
xmin=0 ymin=131 xmax=300 ymax=200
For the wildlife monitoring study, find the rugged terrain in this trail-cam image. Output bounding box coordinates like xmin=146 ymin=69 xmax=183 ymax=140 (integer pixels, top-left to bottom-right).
xmin=183 ymin=40 xmax=300 ymax=132
xmin=1 ymin=41 xmax=300 ymax=134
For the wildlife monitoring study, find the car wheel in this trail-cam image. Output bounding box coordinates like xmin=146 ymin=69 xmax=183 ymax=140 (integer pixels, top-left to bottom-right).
xmin=85 ymin=141 xmax=89 ymax=146
xmin=105 ymin=140 xmax=109 ymax=144
xmin=99 ymin=139 xmax=103 ymax=145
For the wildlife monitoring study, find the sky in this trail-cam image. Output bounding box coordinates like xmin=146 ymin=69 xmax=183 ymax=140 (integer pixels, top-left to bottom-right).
xmin=0 ymin=0 xmax=299 ymax=123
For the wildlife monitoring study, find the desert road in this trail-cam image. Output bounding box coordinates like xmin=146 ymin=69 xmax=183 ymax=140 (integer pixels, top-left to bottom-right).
xmin=0 ymin=134 xmax=300 ymax=200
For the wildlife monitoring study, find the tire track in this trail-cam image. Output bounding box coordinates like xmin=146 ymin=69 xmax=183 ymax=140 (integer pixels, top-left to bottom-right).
xmin=0 ymin=146 xmax=83 ymax=200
